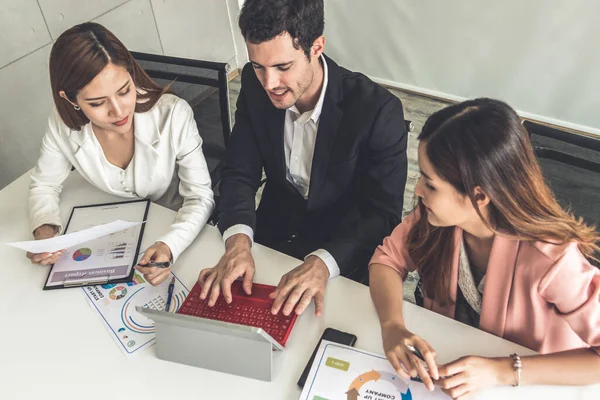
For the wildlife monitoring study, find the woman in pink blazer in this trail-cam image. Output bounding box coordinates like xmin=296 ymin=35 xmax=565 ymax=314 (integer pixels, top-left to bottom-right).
xmin=369 ymin=98 xmax=600 ymax=398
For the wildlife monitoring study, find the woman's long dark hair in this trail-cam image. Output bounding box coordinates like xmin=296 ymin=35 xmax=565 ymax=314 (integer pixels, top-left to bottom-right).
xmin=407 ymin=98 xmax=600 ymax=306
xmin=49 ymin=22 xmax=168 ymax=130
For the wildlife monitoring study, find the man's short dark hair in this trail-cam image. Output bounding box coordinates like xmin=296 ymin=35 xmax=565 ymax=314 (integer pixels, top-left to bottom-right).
xmin=239 ymin=0 xmax=324 ymax=59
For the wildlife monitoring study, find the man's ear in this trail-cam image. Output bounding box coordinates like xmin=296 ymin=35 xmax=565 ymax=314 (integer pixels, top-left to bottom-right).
xmin=473 ymin=186 xmax=491 ymax=209
xmin=58 ymin=90 xmax=79 ymax=108
xmin=311 ymin=35 xmax=326 ymax=58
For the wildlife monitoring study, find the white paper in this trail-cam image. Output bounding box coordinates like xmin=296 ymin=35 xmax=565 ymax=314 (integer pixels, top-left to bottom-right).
xmin=300 ymin=340 xmax=450 ymax=400
xmin=5 ymin=220 xmax=142 ymax=253
xmin=82 ymin=271 xmax=189 ymax=357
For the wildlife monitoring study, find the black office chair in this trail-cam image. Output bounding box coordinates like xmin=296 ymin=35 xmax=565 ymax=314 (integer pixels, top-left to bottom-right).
xmin=131 ymin=51 xmax=232 ymax=190
xmin=523 ymin=120 xmax=600 ymax=267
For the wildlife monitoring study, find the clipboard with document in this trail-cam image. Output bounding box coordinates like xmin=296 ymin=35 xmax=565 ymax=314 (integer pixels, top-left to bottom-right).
xmin=43 ymin=199 xmax=150 ymax=290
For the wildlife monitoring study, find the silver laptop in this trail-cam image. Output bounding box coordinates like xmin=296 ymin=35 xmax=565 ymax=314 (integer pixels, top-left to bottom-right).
xmin=136 ymin=307 xmax=283 ymax=381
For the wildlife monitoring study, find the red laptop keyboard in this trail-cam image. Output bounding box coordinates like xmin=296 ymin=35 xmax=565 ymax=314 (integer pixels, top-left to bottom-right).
xmin=177 ymin=280 xmax=298 ymax=346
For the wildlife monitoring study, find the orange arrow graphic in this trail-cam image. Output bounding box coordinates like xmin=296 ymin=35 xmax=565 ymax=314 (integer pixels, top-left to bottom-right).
xmin=348 ymin=369 xmax=382 ymax=392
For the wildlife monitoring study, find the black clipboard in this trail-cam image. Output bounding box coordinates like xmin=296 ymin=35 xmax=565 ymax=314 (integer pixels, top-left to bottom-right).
xmin=43 ymin=199 xmax=150 ymax=290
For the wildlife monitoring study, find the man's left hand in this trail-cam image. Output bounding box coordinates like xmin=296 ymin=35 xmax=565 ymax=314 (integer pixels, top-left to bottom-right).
xmin=269 ymin=255 xmax=330 ymax=316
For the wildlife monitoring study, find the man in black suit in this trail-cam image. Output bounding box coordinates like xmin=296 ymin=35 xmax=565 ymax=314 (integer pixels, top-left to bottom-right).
xmin=198 ymin=0 xmax=407 ymax=317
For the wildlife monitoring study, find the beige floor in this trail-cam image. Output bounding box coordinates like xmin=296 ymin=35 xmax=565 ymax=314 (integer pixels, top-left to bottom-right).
xmin=227 ymin=75 xmax=452 ymax=301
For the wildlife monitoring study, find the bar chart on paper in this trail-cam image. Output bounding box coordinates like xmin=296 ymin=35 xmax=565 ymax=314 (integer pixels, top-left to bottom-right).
xmin=108 ymin=241 xmax=133 ymax=260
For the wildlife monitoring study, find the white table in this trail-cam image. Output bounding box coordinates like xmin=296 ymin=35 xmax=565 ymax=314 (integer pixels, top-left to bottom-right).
xmin=0 ymin=172 xmax=597 ymax=400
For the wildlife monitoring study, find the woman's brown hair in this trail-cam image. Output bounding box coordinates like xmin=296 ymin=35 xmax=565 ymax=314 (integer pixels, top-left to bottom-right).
xmin=408 ymin=98 xmax=600 ymax=306
xmin=49 ymin=22 xmax=168 ymax=130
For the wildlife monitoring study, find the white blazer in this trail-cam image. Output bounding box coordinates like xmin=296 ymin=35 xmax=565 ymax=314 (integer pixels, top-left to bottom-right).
xmin=29 ymin=94 xmax=215 ymax=262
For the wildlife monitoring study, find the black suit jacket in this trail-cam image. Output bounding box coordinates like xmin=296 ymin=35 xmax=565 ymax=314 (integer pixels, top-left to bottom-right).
xmin=218 ymin=55 xmax=408 ymax=280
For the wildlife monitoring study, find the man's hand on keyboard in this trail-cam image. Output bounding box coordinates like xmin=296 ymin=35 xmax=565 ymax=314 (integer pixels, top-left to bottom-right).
xmin=197 ymin=233 xmax=255 ymax=306
xmin=269 ymin=255 xmax=330 ymax=317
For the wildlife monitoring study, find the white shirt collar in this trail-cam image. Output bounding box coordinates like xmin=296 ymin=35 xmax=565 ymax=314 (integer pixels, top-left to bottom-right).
xmin=289 ymin=54 xmax=328 ymax=123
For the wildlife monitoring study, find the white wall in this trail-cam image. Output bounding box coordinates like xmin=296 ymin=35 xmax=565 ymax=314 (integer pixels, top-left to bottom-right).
xmin=8 ymin=0 xmax=597 ymax=190
xmin=227 ymin=0 xmax=249 ymax=67
xmin=0 ymin=0 xmax=241 ymax=189
xmin=324 ymin=0 xmax=600 ymax=135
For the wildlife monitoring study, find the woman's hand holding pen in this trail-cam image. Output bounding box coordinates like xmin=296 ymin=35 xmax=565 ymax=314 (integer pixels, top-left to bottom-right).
xmin=26 ymin=224 xmax=65 ymax=265
xmin=437 ymin=356 xmax=514 ymax=399
xmin=380 ymin=320 xmax=439 ymax=392
xmin=135 ymin=241 xmax=173 ymax=286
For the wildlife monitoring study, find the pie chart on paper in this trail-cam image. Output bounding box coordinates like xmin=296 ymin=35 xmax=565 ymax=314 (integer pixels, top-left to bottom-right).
xmin=73 ymin=248 xmax=92 ymax=262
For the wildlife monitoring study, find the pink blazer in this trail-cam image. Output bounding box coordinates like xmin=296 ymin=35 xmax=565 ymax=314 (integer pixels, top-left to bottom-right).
xmin=370 ymin=210 xmax=600 ymax=356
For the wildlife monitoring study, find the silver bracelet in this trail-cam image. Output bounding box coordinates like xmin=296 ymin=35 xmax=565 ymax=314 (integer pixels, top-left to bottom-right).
xmin=510 ymin=353 xmax=522 ymax=387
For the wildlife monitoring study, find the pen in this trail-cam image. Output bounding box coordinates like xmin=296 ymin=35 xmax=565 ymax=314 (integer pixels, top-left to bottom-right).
xmin=145 ymin=261 xmax=171 ymax=268
xmin=404 ymin=342 xmax=429 ymax=383
xmin=405 ymin=342 xmax=443 ymax=385
xmin=404 ymin=342 xmax=425 ymax=361
xmin=165 ymin=277 xmax=175 ymax=312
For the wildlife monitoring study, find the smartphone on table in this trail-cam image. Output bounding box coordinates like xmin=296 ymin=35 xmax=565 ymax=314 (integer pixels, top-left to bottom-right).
xmin=297 ymin=327 xmax=358 ymax=388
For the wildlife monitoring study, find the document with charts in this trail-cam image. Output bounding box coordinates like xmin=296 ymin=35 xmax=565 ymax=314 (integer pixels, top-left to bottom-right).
xmin=300 ymin=341 xmax=449 ymax=400
xmin=82 ymin=270 xmax=189 ymax=357
xmin=44 ymin=199 xmax=149 ymax=289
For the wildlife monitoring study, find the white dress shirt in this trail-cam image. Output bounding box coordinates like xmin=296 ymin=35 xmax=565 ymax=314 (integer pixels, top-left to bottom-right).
xmin=223 ymin=56 xmax=341 ymax=279
xmin=94 ymin=134 xmax=137 ymax=195
xmin=29 ymin=94 xmax=215 ymax=262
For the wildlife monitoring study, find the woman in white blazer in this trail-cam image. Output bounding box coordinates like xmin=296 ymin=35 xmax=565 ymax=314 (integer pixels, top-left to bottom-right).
xmin=28 ymin=22 xmax=215 ymax=286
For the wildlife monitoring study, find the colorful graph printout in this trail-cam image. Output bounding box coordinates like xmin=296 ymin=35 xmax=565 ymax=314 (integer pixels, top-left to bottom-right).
xmin=300 ymin=341 xmax=450 ymax=400
xmin=45 ymin=200 xmax=148 ymax=287
xmin=82 ymin=271 xmax=188 ymax=357
xmin=73 ymin=248 xmax=92 ymax=261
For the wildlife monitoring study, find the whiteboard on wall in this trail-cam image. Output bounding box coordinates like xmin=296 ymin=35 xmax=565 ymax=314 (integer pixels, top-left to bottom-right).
xmin=324 ymin=0 xmax=600 ymax=135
